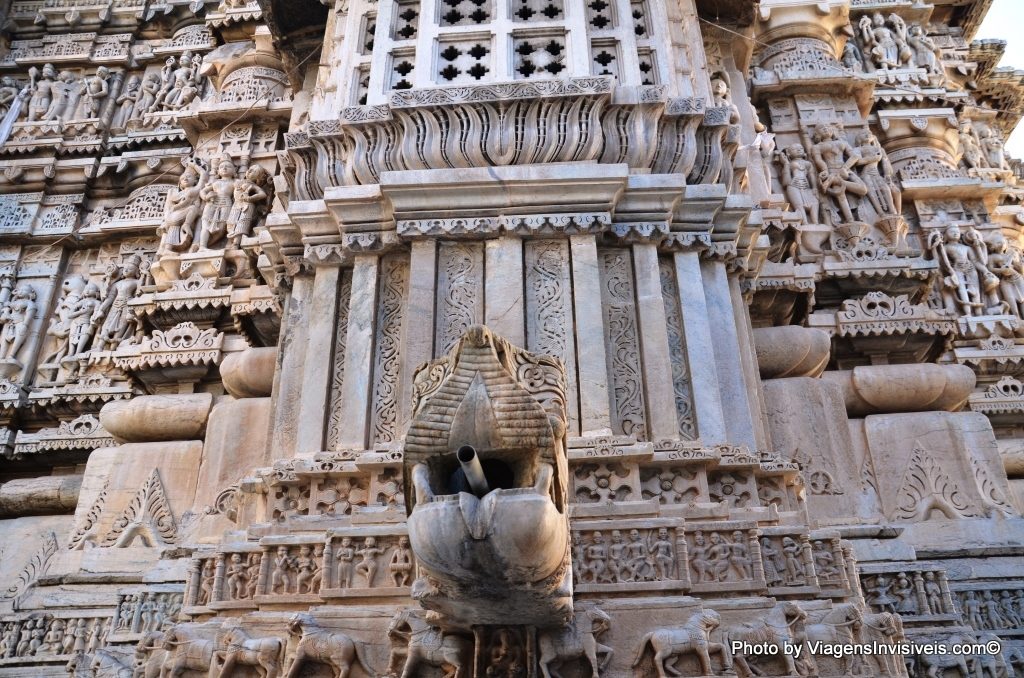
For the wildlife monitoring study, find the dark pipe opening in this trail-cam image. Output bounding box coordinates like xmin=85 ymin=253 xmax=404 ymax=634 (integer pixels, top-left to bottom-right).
xmin=448 ymin=453 xmax=515 ymax=495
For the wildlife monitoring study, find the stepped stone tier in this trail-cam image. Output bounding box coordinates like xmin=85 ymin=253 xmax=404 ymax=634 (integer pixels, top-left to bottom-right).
xmin=2 ymin=0 xmax=1024 ymax=674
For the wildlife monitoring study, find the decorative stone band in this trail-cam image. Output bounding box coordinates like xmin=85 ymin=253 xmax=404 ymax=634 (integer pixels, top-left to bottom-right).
xmin=9 ymin=413 xmax=115 ymax=460
xmin=287 ymin=78 xmax=734 ymax=200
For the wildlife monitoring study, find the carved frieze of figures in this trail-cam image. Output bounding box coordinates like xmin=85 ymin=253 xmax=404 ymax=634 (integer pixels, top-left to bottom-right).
xmin=863 ymin=567 xmax=957 ymax=620
xmin=328 ymin=533 xmax=413 ymax=593
xmin=0 ymin=616 xmax=110 ymax=659
xmin=858 ymin=13 xmax=915 ymax=71
xmin=573 ymin=527 xmax=679 ymax=586
xmin=960 ymin=120 xmax=1012 ymax=179
xmin=156 ymin=154 xmax=271 ymax=257
xmin=957 ymin=588 xmax=1024 ymax=631
xmin=688 ymin=528 xmax=760 ymax=587
xmin=111 ymin=592 xmax=182 ymax=635
xmin=264 ymin=544 xmax=323 ymax=596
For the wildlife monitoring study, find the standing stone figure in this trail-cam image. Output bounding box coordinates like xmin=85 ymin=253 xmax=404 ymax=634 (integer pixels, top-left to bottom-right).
xmin=0 ymin=283 xmax=37 ymax=362
xmin=159 ymin=160 xmax=208 ymax=254
xmin=908 ymin=24 xmax=943 ymax=76
xmin=26 ymin=64 xmax=58 ymax=122
xmin=79 ymin=67 xmax=110 ymax=119
xmin=195 ymin=154 xmax=237 ymax=251
xmin=89 ymin=256 xmax=143 ymax=351
xmin=226 ymin=164 xmax=270 ymax=247
xmin=811 ymin=124 xmax=868 ymax=226
xmin=929 ymin=223 xmax=998 ymax=316
xmin=777 ymin=144 xmax=822 ymax=224
xmin=859 ymin=12 xmax=913 ymax=70
xmin=113 ymin=75 xmax=140 ymax=128
xmin=987 ymin=231 xmax=1024 ymax=317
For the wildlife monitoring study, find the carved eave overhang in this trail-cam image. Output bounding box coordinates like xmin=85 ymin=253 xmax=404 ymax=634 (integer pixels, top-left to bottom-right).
xmin=969 ymin=376 xmax=1024 ymax=424
xmin=27 ymin=378 xmax=134 ymax=417
xmin=114 ymin=322 xmax=225 ymax=388
xmin=975 ymin=66 xmax=1024 ymax=137
xmin=969 ymin=38 xmax=1006 ymax=80
xmin=230 ymin=284 xmax=281 ymax=346
xmin=91 ymin=146 xmax=192 ymax=193
xmin=7 ymin=414 xmax=115 ymax=461
xmin=204 ymin=0 xmax=263 ymax=29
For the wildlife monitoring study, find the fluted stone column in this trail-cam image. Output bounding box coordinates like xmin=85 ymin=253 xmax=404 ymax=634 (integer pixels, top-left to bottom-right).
xmin=632 ymin=243 xmax=679 ymax=441
xmin=337 ymin=255 xmax=381 ymax=449
xmin=296 ymin=264 xmax=341 ymax=455
xmin=571 ymin=235 xmax=612 ymax=434
xmin=398 ymin=240 xmax=437 ymax=431
xmin=673 ymin=250 xmax=727 ymax=444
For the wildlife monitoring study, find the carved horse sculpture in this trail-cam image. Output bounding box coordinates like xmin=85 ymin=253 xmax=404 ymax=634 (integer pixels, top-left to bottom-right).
xmin=802 ymin=603 xmax=865 ymax=675
xmin=631 ymin=610 xmax=732 ymax=677
xmin=387 ymin=609 xmax=471 ymax=678
xmin=537 ymin=607 xmax=613 ymax=678
xmin=133 ymin=629 xmax=167 ymax=678
xmin=285 ymin=614 xmax=371 ymax=678
xmin=160 ymin=625 xmax=216 ymax=678
xmin=862 ymin=611 xmax=905 ymax=676
xmin=723 ymin=601 xmax=810 ymax=677
xmin=908 ymin=633 xmax=971 ymax=678
xmin=92 ymin=649 xmax=135 ymax=678
xmin=209 ymin=628 xmax=286 ymax=678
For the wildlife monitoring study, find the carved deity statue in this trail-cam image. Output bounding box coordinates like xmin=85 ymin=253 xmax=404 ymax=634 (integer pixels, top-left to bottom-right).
xmin=335 ymin=537 xmax=355 ymax=589
xmin=195 ymin=154 xmax=238 ymax=251
xmin=225 ymin=554 xmax=249 ymax=599
xmin=811 ymin=124 xmax=869 ymax=226
xmin=980 ymin=128 xmax=1010 ymax=171
xmin=42 ymin=275 xmax=86 ymax=365
xmin=859 ymin=12 xmax=914 ymax=70
xmin=113 ymin=75 xmax=140 ymax=129
xmin=134 ymin=74 xmax=162 ymax=121
xmin=855 ymin=131 xmax=901 ymax=218
xmin=929 ymin=223 xmax=999 ymax=316
xmin=271 ymin=545 xmax=295 ymax=594
xmin=90 ymin=255 xmax=143 ymax=351
xmin=0 ymin=77 xmax=21 ymax=119
xmin=986 ymin=231 xmax=1024 ymax=317
xmin=908 ymin=24 xmax=943 ymax=76
xmin=294 ymin=546 xmax=317 ymax=594
xmin=812 ymin=541 xmax=839 ymax=579
xmin=80 ymin=66 xmax=110 ymax=119
xmin=777 ymin=144 xmax=822 ymax=224
xmin=25 ymin=64 xmax=58 ymax=122
xmin=46 ymin=70 xmax=79 ymax=122
xmin=842 ymin=41 xmax=864 ymax=72
xmin=227 ymin=164 xmax=270 ymax=247
xmin=355 ymin=537 xmax=385 ymax=587
xmin=924 ymin=572 xmax=943 ymax=614
xmin=0 ymin=282 xmax=37 ymax=362
xmin=761 ymin=538 xmax=784 ymax=586
xmin=159 ymin=160 xmax=209 ymax=254
xmin=388 ymin=536 xmax=413 ymax=587
xmin=153 ymin=52 xmax=203 ymax=112
xmin=781 ymin=537 xmax=805 ymax=585
xmin=960 ymin=121 xmax=986 ymax=171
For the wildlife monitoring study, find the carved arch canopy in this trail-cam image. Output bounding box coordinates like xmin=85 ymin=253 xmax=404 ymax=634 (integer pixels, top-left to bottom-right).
xmin=404 ymin=325 xmax=569 ymax=511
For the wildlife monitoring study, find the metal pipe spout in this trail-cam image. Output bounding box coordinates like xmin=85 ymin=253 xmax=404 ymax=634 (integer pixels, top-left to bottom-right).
xmin=457 ymin=445 xmax=490 ymax=497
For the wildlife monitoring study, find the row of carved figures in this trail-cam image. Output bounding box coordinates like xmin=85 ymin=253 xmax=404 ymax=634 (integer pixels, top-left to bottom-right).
xmin=192 ymin=537 xmax=414 ymax=605
xmin=846 ymin=13 xmax=945 ymax=78
xmin=959 ymin=589 xmax=1024 ymax=632
xmin=0 ymin=617 xmax=108 ymax=659
xmin=0 ymin=53 xmax=204 ymax=130
xmin=158 ymin=154 xmax=271 ymax=255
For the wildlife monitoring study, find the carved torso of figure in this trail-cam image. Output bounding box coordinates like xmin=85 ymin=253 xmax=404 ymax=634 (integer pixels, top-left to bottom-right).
xmin=930 ymin=224 xmax=996 ymax=316
xmin=986 ymin=233 xmax=1024 ymax=317
xmin=0 ymin=78 xmax=20 ymax=118
xmin=870 ymin=576 xmax=897 ymax=612
xmin=45 ymin=71 xmax=78 ymax=122
xmin=225 ymin=555 xmax=248 ymax=599
xmin=892 ymin=575 xmax=917 ymax=614
xmin=812 ymin=542 xmax=838 ymax=578
xmin=728 ymin=532 xmax=752 ymax=580
xmin=761 ymin=539 xmax=783 ymax=585
xmin=389 ymin=538 xmax=413 ymax=587
xmin=335 ymin=539 xmax=355 ymax=588
xmin=625 ymin=531 xmax=650 ymax=582
xmin=607 ymin=532 xmax=627 ymax=582
xmin=134 ymin=74 xmax=161 ymax=120
xmin=778 ymin=144 xmax=822 ymax=225
xmin=355 ymin=538 xmax=385 ymax=587
xmin=781 ymin=537 xmax=804 ymax=582
xmin=707 ymin=533 xmax=732 ymax=581
xmin=812 ymin=125 xmax=868 ymax=224
xmin=981 ymin=129 xmax=1009 ymax=171
xmin=651 ymin=529 xmax=675 ymax=580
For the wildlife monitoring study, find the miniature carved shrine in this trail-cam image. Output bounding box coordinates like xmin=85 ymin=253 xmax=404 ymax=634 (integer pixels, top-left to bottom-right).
xmin=0 ymin=0 xmax=1023 ymax=675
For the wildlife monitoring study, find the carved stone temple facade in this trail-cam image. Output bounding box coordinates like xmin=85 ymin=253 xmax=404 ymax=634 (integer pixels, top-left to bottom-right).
xmin=3 ymin=0 xmax=1024 ymax=674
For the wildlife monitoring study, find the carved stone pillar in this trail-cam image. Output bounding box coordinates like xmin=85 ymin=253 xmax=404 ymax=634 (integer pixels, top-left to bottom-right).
xmin=673 ymin=250 xmax=727 ymax=444
xmin=570 ymin=235 xmax=612 ymax=434
xmin=269 ymin=274 xmax=314 ymax=459
xmin=398 ymin=240 xmax=437 ymax=431
xmin=211 ymin=554 xmax=226 ymax=603
xmin=296 ymin=265 xmax=342 ymax=455
xmin=337 ymin=255 xmax=381 ymax=449
xmin=632 ymin=243 xmax=679 ymax=441
xmin=701 ymin=258 xmax=758 ymax=449
xmin=485 ymin=236 xmax=525 ymax=348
